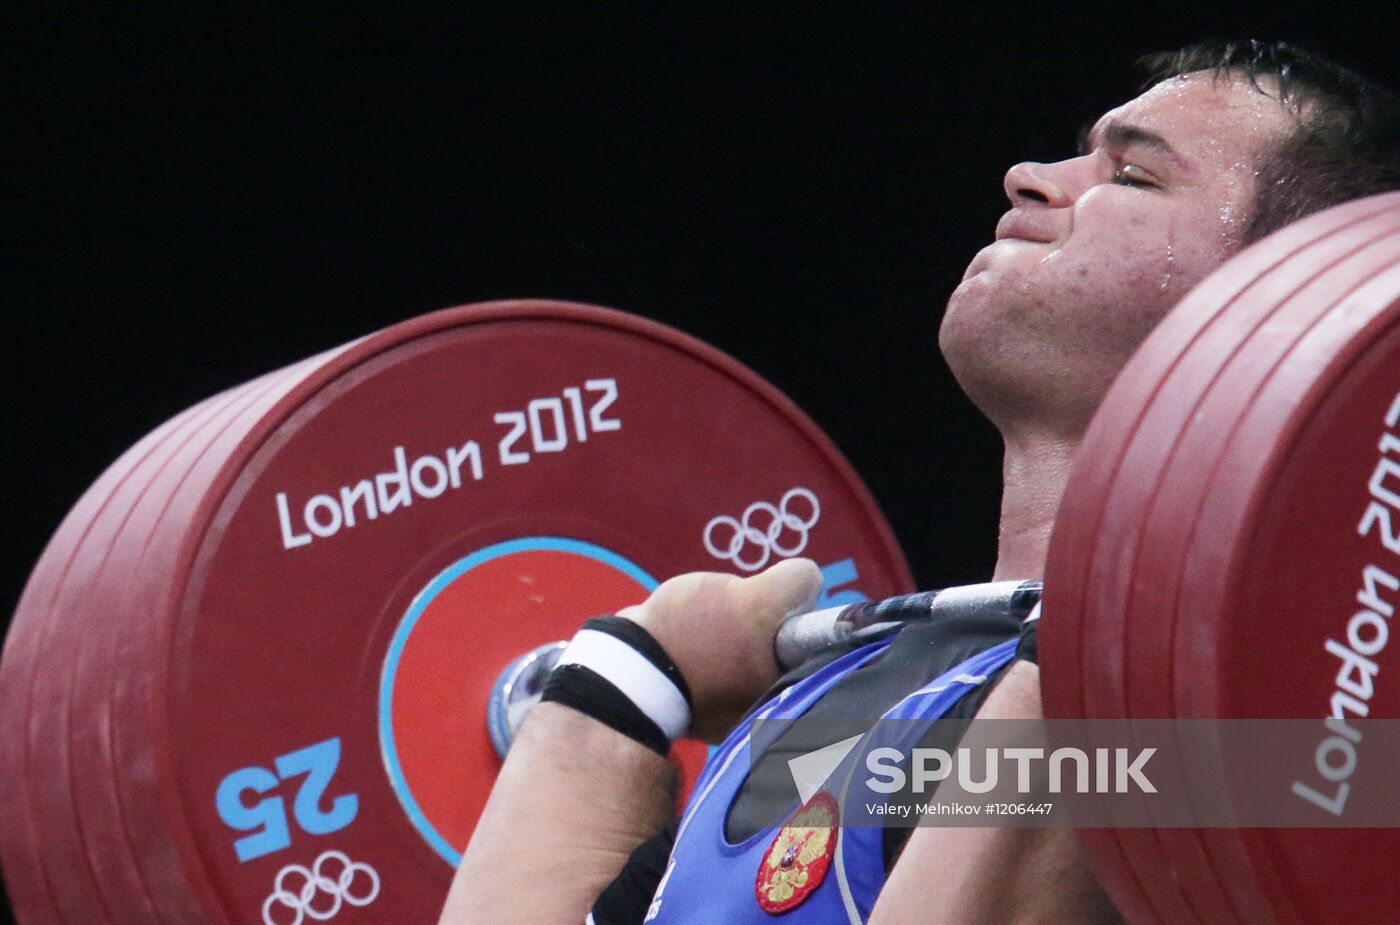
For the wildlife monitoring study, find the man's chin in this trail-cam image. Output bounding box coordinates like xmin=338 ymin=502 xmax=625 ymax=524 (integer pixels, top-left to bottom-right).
xmin=939 ymin=281 xmax=994 ymax=360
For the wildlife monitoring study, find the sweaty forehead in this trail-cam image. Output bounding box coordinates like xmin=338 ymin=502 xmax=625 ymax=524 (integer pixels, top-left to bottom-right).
xmin=1091 ymin=71 xmax=1296 ymax=171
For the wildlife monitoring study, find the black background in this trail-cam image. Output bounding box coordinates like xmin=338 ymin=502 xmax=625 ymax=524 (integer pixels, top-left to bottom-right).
xmin=4 ymin=4 xmax=1397 ymax=922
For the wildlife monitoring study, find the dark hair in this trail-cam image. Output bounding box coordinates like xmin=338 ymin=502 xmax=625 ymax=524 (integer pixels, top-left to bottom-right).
xmin=1140 ymin=39 xmax=1400 ymax=245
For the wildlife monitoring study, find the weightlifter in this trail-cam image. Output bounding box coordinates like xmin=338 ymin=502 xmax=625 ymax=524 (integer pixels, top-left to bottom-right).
xmin=441 ymin=40 xmax=1400 ymax=924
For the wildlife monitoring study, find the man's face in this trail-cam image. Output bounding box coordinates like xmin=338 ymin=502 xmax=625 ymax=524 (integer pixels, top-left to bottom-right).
xmin=939 ymin=71 xmax=1300 ymax=438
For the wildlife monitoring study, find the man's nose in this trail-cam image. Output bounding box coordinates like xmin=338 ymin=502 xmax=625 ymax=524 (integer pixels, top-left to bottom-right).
xmin=1002 ymin=160 xmax=1077 ymax=208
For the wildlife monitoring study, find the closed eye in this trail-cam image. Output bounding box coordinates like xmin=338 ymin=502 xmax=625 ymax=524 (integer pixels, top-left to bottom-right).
xmin=1112 ymin=164 xmax=1158 ymax=189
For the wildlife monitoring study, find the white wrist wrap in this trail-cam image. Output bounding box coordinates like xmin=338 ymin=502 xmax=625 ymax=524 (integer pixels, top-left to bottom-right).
xmin=557 ymin=628 xmax=692 ymax=742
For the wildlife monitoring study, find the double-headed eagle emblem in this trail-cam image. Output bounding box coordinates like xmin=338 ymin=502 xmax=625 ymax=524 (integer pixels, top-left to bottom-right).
xmin=754 ymin=791 xmax=839 ymax=913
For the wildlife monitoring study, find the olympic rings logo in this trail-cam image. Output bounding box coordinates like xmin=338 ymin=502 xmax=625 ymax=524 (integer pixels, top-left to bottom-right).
xmin=702 ymin=487 xmax=821 ymax=572
xmin=262 ymin=850 xmax=380 ymax=925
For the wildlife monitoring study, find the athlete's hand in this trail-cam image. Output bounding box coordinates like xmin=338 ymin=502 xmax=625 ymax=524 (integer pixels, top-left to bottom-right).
xmin=618 ymin=558 xmax=823 ymax=743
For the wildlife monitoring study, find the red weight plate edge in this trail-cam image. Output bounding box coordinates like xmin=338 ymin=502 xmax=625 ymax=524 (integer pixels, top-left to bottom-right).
xmin=73 ymin=360 xmax=331 ymax=923
xmin=1047 ymin=197 xmax=1400 ymax=923
xmin=1151 ymin=226 xmax=1400 ymax=918
xmin=3 ymin=357 xmax=336 ymax=925
xmin=88 ymin=301 xmax=914 ymax=923
xmin=1085 ymin=197 xmax=1400 ymax=925
xmin=1105 ymin=217 xmax=1400 ymax=922
xmin=1097 ymin=207 xmax=1400 ymax=925
xmin=58 ymin=388 xmax=254 ymax=924
xmin=1118 ymin=223 xmax=1400 ymax=924
xmin=3 ymin=395 xmax=222 ymax=924
xmin=1243 ymin=289 xmax=1400 ymax=924
xmin=93 ymin=352 xmax=344 ymax=924
xmin=1 ymin=392 xmax=219 ymax=925
xmin=1213 ymin=274 xmax=1400 ymax=924
xmin=1041 ymin=193 xmax=1400 ymax=925
xmin=28 ymin=374 xmax=291 ymax=924
xmin=1177 ymin=256 xmax=1400 ymax=922
xmin=2 ymin=428 xmax=178 ymax=924
xmin=1091 ymin=237 xmax=1374 ymax=925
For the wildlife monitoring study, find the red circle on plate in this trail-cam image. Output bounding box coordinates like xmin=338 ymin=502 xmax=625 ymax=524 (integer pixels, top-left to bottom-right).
xmin=382 ymin=539 xmax=655 ymax=863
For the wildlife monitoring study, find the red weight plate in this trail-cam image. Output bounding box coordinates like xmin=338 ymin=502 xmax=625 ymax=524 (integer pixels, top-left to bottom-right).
xmin=3 ymin=457 xmax=162 ymax=923
xmin=62 ymin=388 xmax=257 ymax=924
xmin=1 ymin=352 xmax=347 ymax=925
xmin=95 ymin=351 xmax=353 ymax=924
xmin=0 ymin=390 xmax=226 ymax=925
xmin=1112 ymin=218 xmax=1400 ymax=924
xmin=1178 ymin=259 xmax=1400 ymax=921
xmin=26 ymin=372 xmax=293 ymax=925
xmin=1041 ymin=191 xmax=1400 ymax=925
xmin=1047 ymin=191 xmax=1400 ymax=918
xmin=10 ymin=301 xmax=912 ymax=925
xmin=1135 ymin=224 xmax=1400 ymax=925
xmin=65 ymin=358 xmax=336 ymax=924
xmin=163 ymin=303 xmax=911 ymax=923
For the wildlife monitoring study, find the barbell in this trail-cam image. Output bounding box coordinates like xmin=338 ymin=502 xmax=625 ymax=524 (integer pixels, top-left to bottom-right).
xmin=2 ymin=190 xmax=1398 ymax=924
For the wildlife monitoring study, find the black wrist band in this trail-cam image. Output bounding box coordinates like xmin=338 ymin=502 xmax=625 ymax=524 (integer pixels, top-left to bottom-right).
xmin=541 ymin=664 xmax=672 ymax=755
